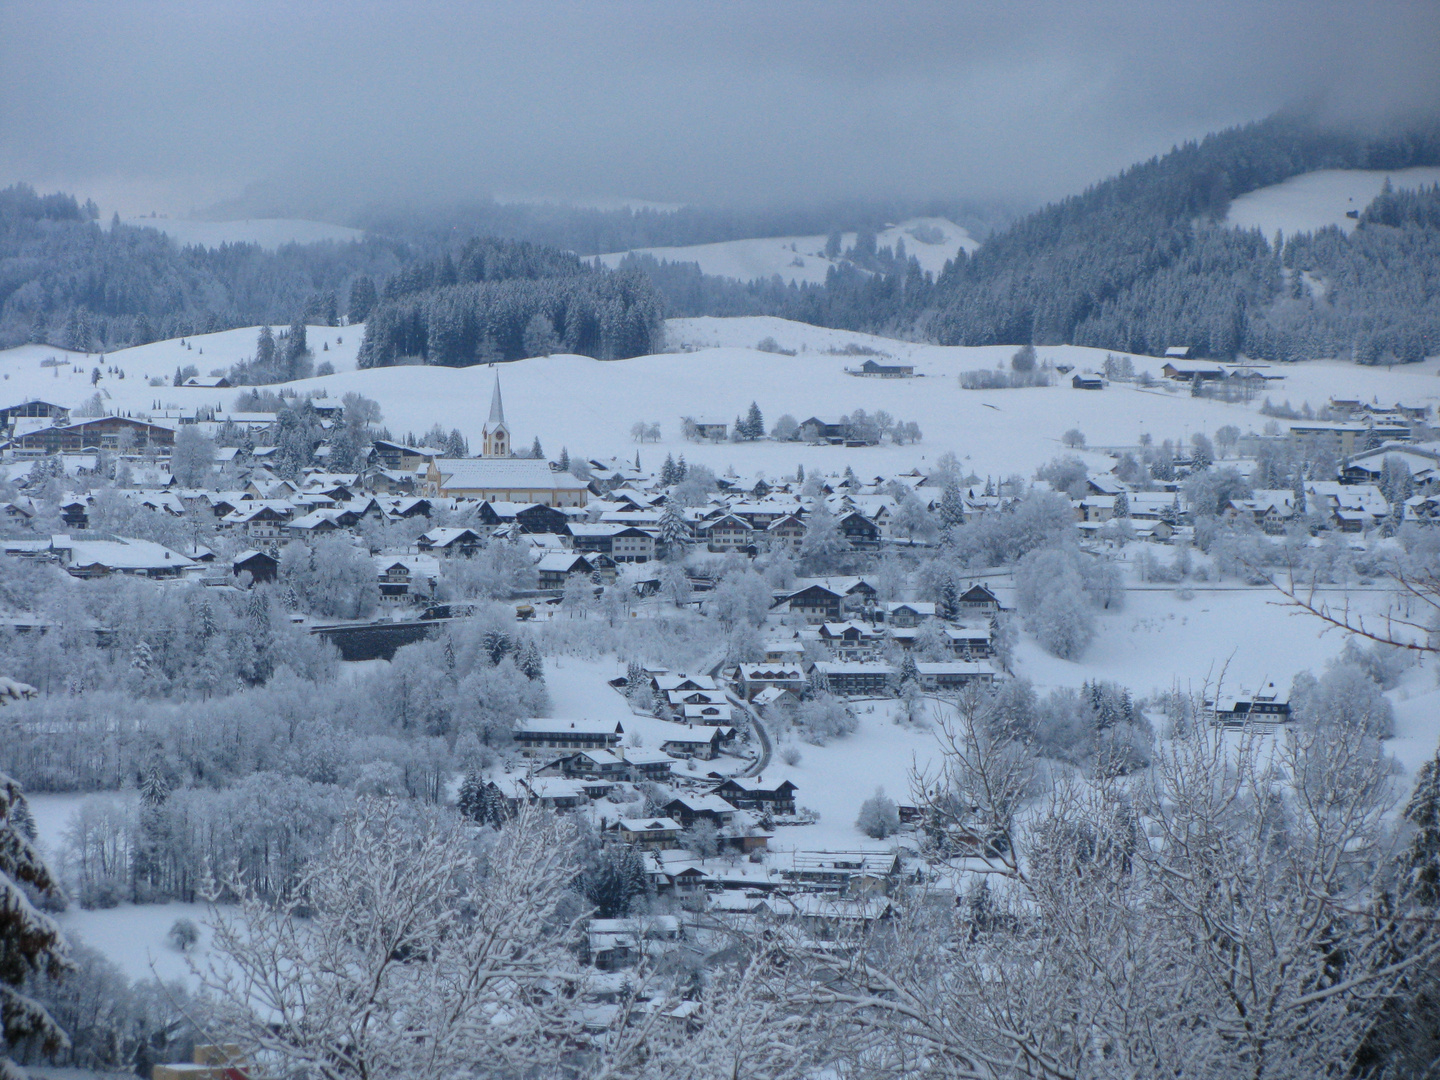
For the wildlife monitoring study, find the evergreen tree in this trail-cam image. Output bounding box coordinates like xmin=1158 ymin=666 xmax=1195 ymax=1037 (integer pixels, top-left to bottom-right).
xmin=0 ymin=772 xmax=70 ymax=1074
xmin=255 ymin=325 xmax=276 ymax=370
xmin=938 ymin=481 xmax=966 ymax=532
xmin=744 ymin=401 xmax=764 ymax=441
xmin=457 ymin=772 xmax=484 ymax=821
xmin=517 ymin=639 xmax=545 ymax=682
xmin=558 ymin=447 xmax=570 ymax=472
xmin=530 ymin=436 xmax=543 ymax=459
xmin=347 ymin=275 xmax=377 ymax=324
xmin=675 ymin=455 xmax=687 ymax=481
xmin=1402 ymin=748 xmax=1440 ymax=906
xmin=659 ymin=500 xmax=688 ymax=556
xmin=1114 ymin=491 xmax=1130 ymax=518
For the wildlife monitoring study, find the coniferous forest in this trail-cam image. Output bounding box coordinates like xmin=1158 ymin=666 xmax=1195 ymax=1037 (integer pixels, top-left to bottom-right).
xmin=4 ymin=113 xmax=1440 ymax=365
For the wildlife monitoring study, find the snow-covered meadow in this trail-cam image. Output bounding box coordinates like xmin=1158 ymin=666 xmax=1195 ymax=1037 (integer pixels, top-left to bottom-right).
xmin=9 ymin=314 xmax=1439 ymax=487
xmin=1226 ymin=166 xmax=1440 ymax=238
xmin=597 ymin=217 xmax=978 ymax=284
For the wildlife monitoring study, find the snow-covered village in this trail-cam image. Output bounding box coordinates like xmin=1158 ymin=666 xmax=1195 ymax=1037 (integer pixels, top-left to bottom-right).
xmin=5 ymin=6 xmax=1440 ymax=1080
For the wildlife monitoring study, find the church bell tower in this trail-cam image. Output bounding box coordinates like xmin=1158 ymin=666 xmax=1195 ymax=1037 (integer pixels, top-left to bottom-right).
xmin=482 ymin=376 xmax=510 ymax=458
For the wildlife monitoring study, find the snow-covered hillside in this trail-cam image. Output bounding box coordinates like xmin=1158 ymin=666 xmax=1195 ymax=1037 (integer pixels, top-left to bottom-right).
xmin=4 ymin=316 xmax=1439 ymax=485
xmin=116 ymin=217 xmax=366 ymax=250
xmin=1225 ymin=167 xmax=1440 ymax=238
xmin=0 ymin=323 xmax=362 ymax=403
xmin=596 ymin=217 xmax=977 ymax=285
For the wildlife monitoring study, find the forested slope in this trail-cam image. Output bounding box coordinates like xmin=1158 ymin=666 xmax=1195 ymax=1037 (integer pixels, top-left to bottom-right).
xmin=356 ymin=238 xmax=665 ymax=366
xmin=927 ymin=114 xmax=1440 ymax=361
xmin=0 ymin=185 xmax=410 ymax=349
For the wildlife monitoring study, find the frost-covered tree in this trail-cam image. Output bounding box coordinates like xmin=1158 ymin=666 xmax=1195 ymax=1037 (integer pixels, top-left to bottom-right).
xmin=799 ymin=500 xmax=849 ymax=574
xmin=1015 ymin=546 xmax=1096 ymax=659
xmin=202 ymin=801 xmax=584 ymax=1080
xmin=169 ymin=426 xmax=215 ymax=488
xmin=279 ymin=538 xmax=379 ymax=620
xmin=855 ymin=787 xmax=900 ymax=839
xmin=710 ymin=569 xmax=772 ymax=629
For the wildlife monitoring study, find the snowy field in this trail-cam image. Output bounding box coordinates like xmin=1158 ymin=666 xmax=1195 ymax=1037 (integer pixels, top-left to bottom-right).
xmin=1225 ymin=167 xmax=1440 ymax=238
xmin=596 ymin=217 xmax=978 ymax=284
xmin=25 ymin=792 xmax=222 ymax=988
xmin=116 ymin=216 xmax=366 ymax=250
xmin=10 ymin=315 xmax=1439 ymax=487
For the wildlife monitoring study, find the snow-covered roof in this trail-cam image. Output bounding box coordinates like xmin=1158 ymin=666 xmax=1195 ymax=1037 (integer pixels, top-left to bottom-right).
xmin=431 ymin=458 xmax=588 ymax=493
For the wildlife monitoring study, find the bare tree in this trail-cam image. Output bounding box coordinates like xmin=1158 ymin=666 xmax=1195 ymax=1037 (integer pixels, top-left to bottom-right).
xmin=197 ymin=800 xmax=587 ymax=1080
xmin=750 ymin=691 xmax=1435 ymax=1079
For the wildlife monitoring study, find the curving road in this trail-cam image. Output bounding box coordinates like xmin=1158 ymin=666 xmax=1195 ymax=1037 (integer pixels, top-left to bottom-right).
xmin=708 ymin=657 xmax=772 ymax=777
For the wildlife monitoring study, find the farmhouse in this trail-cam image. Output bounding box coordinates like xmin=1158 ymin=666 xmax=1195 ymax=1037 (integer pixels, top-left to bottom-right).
xmin=688 ymin=418 xmax=729 ymax=440
xmin=1161 ymin=360 xmax=1226 ymax=381
xmin=0 ymin=400 xmax=69 ymax=432
xmin=953 ymin=583 xmax=1001 ymax=616
xmin=369 ymin=438 xmax=440 ymax=472
xmin=710 ymin=777 xmax=797 ymax=815
xmin=416 ymin=527 xmax=483 ymax=555
xmin=663 ymin=794 xmax=741 ymax=829
xmin=914 ymin=661 xmax=998 ymax=692
xmin=232 ymin=549 xmax=279 ymax=584
xmin=777 ymin=583 xmax=845 ymax=622
xmin=615 ymin=818 xmax=684 ymax=851
xmin=49 ymin=534 xmax=199 ymax=579
xmin=1215 ymin=682 xmax=1291 ymax=728
xmin=856 ymin=359 xmax=915 ymax=377
xmin=536 ymin=552 xmax=596 ymax=588
xmin=738 ymin=664 xmax=807 ymax=701
xmin=660 ymin=727 xmax=724 ymax=760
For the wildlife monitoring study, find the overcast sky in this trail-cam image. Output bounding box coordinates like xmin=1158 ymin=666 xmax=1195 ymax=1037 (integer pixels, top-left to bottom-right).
xmin=3 ymin=1 xmax=1438 ymax=219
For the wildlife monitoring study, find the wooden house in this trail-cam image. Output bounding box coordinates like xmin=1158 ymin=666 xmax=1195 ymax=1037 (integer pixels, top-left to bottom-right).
xmin=711 ymin=777 xmax=797 ymax=815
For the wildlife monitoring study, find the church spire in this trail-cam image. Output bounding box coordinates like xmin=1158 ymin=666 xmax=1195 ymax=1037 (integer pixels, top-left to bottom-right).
xmin=482 ymin=374 xmax=510 ymax=458
xmin=488 ymin=376 xmax=506 ymax=427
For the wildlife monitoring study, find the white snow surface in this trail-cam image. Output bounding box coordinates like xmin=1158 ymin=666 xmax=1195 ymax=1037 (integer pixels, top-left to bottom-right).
xmin=597 ymin=217 xmax=977 ymax=284
xmin=24 ymin=793 xmax=221 ymax=988
xmin=1225 ymin=167 xmax=1440 ymax=239
xmin=117 ymin=217 xmax=365 ymax=250
xmin=5 ymin=315 xmax=1440 ymax=486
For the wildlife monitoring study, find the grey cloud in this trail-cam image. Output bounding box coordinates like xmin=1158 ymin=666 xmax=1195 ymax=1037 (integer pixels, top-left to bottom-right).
xmin=2 ymin=0 xmax=1437 ymax=217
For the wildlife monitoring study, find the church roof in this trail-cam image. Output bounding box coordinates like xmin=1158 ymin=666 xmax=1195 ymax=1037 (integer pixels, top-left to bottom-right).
xmin=431 ymin=458 xmax=588 ymax=492
xmin=487 ymin=377 xmax=507 ymax=428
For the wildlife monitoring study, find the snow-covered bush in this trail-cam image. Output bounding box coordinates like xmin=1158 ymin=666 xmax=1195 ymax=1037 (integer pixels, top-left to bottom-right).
xmin=1015 ymin=547 xmax=1095 ymax=659
xmin=856 ymin=787 xmax=900 ymax=839
xmin=793 ymin=692 xmax=857 ymax=744
xmin=1291 ymin=660 xmax=1396 ymax=739
xmin=167 ymin=917 xmax=200 ymax=951
xmin=1339 ymin=637 xmax=1417 ymax=691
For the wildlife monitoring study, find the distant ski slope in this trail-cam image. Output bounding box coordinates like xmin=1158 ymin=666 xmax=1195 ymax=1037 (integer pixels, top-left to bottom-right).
xmin=597 ymin=217 xmax=977 ymax=284
xmin=1226 ymin=167 xmax=1440 ymax=238
xmin=117 ymin=217 xmax=366 ymax=250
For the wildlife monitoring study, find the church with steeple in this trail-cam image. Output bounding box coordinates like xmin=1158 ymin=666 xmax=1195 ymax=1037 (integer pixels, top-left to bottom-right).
xmin=422 ymin=373 xmax=589 ymax=507
xmin=482 ymin=376 xmax=510 ymax=458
